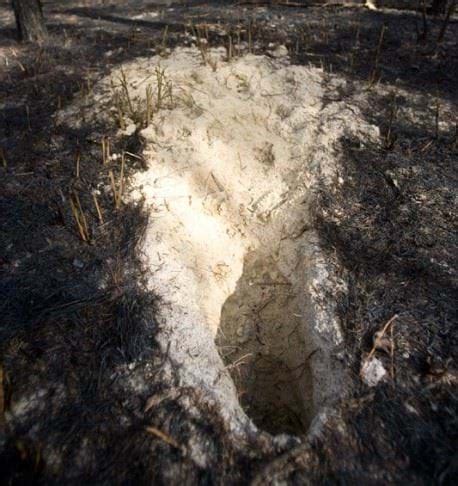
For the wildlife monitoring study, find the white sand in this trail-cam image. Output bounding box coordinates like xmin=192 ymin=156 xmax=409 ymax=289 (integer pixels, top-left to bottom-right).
xmin=90 ymin=46 xmax=380 ymax=433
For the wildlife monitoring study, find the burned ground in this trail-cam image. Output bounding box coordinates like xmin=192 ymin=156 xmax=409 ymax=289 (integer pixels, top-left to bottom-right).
xmin=0 ymin=1 xmax=457 ymax=484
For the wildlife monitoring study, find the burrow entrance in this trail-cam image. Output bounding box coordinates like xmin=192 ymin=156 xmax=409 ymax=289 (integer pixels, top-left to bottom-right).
xmin=217 ymin=250 xmax=315 ymax=434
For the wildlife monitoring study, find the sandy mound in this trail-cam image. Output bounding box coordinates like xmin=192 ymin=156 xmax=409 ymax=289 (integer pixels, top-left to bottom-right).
xmin=97 ymin=46 xmax=379 ymax=435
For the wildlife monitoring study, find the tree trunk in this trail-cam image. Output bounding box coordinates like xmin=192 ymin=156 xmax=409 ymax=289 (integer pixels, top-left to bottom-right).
xmin=12 ymin=0 xmax=47 ymax=43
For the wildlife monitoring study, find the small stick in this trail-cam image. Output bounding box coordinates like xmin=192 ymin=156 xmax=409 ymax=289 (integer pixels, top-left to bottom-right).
xmin=390 ymin=322 xmax=395 ymax=381
xmin=384 ymin=92 xmax=398 ymax=149
xmin=254 ymin=281 xmax=291 ymax=286
xmin=117 ymin=152 xmax=125 ymax=206
xmin=0 ymin=147 xmax=7 ymax=168
xmin=102 ymin=137 xmax=106 ymax=165
xmin=210 ymin=171 xmax=225 ymax=192
xmin=102 ymin=137 xmax=110 ymax=165
xmin=355 ymin=16 xmax=361 ymax=47
xmin=75 ymin=149 xmax=80 ymax=178
xmin=26 ymin=105 xmax=31 ymax=131
xmin=70 ymin=194 xmax=89 ymax=242
xmin=228 ymin=35 xmax=233 ymax=61
xmin=146 ymin=85 xmax=153 ymax=127
xmin=454 ymin=122 xmax=458 ymax=150
xmin=237 ymin=28 xmax=241 ymax=57
xmin=367 ymin=314 xmax=398 ymax=361
xmin=434 ymin=101 xmax=440 ymax=139
xmin=162 ymin=25 xmax=169 ymax=50
xmin=369 ymin=24 xmax=386 ymax=87
xmin=92 ymin=193 xmax=104 ymax=224
xmin=420 ymin=139 xmax=434 ymax=152
xmin=225 ymin=353 xmax=253 ymax=372
xmin=419 ymin=0 xmax=428 ymax=42
xmin=73 ymin=192 xmax=89 ymax=239
xmin=109 ymin=170 xmax=119 ymax=208
xmin=124 ymin=151 xmax=143 ymax=160
xmin=145 ymin=426 xmax=182 ymax=450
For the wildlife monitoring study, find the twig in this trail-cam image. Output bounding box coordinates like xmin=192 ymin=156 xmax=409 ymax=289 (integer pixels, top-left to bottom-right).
xmin=384 ymin=92 xmax=398 ymax=150
xmin=92 ymin=193 xmax=104 ymax=224
xmin=109 ymin=155 xmax=125 ymax=210
xmin=0 ymin=147 xmax=7 ymax=168
xmin=70 ymin=192 xmax=89 ymax=242
xmin=109 ymin=170 xmax=119 ymax=209
xmin=369 ymin=24 xmax=386 ymax=87
xmin=118 ymin=152 xmax=125 ymax=205
xmin=420 ymin=139 xmax=434 ymax=152
xmin=236 ymin=1 xmax=311 ymax=6
xmin=367 ymin=314 xmax=398 ymax=361
xmin=102 ymin=137 xmax=110 ymax=165
xmin=254 ymin=281 xmax=291 ymax=286
xmin=145 ymin=426 xmax=182 ymax=451
xmin=75 ymin=149 xmax=80 ymax=178
xmin=435 ymin=101 xmax=440 ymax=139
xmin=390 ymin=322 xmax=395 ymax=381
xmin=228 ymin=34 xmax=233 ymax=61
xmin=25 ymin=105 xmax=31 ymax=131
xmin=161 ymin=25 xmax=169 ymax=51
xmin=210 ymin=171 xmax=225 ymax=193
xmin=418 ymin=0 xmax=429 ymax=42
xmin=225 ymin=353 xmax=253 ymax=372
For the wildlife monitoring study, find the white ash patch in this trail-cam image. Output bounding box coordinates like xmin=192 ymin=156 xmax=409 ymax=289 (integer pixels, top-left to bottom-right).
xmin=361 ymin=357 xmax=388 ymax=387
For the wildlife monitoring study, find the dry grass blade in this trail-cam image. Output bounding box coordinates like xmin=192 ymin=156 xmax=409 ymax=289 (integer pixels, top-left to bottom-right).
xmin=70 ymin=191 xmax=90 ymax=242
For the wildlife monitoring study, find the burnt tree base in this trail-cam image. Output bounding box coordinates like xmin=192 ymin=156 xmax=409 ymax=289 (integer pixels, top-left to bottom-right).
xmin=12 ymin=0 xmax=47 ymax=43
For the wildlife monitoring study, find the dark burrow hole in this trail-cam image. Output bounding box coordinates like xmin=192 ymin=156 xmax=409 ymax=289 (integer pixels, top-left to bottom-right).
xmin=216 ymin=250 xmax=316 ymax=435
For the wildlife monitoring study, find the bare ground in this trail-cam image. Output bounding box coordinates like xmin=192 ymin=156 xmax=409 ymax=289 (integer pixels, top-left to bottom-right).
xmin=0 ymin=1 xmax=457 ymax=484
